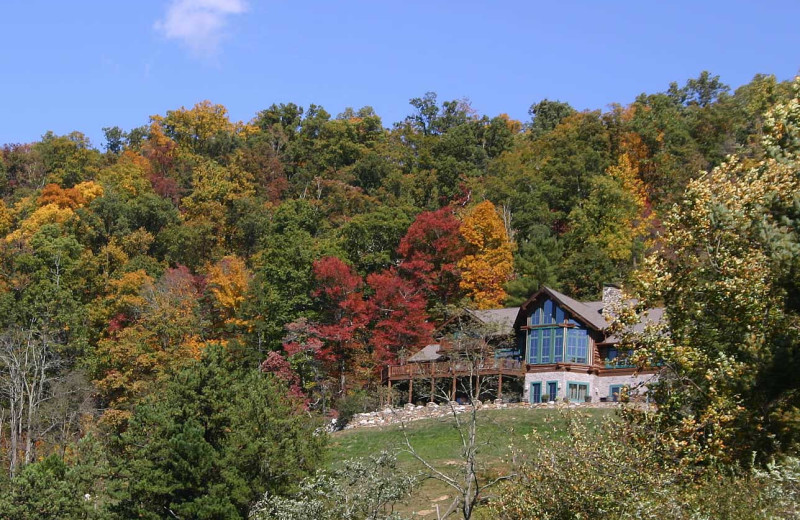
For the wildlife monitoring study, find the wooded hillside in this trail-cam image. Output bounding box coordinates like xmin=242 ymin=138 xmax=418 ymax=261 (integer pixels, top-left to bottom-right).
xmin=1 ymin=71 xmax=798 ymax=518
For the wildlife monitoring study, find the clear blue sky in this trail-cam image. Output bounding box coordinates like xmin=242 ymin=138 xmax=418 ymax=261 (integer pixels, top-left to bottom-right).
xmin=1 ymin=0 xmax=798 ymax=147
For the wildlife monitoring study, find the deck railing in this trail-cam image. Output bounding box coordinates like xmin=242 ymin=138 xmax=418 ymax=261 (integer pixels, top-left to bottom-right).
xmin=387 ymin=358 xmax=523 ymax=379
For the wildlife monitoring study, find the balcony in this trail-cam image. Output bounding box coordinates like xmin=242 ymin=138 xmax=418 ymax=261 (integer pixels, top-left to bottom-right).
xmin=386 ymin=358 xmax=524 ymax=381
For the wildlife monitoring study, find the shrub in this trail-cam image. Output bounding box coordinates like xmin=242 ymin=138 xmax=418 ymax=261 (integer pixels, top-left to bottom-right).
xmin=249 ymin=451 xmax=417 ymax=520
xmin=489 ymin=410 xmax=800 ymax=519
xmin=335 ymin=389 xmax=380 ymax=429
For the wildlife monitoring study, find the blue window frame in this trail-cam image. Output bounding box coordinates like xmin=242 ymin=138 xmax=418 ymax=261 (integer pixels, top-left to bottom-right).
xmin=547 ymin=381 xmax=558 ymax=400
xmin=526 ymin=298 xmax=591 ymax=365
xmin=554 ymin=328 xmax=564 ymax=363
xmin=530 ymin=307 xmax=541 ymax=325
xmin=529 ymin=329 xmax=540 ymax=363
xmin=543 ymin=299 xmax=553 ymax=324
xmin=566 ymin=329 xmax=588 ymax=364
xmin=541 ymin=328 xmax=551 ymax=361
xmin=568 ymin=382 xmax=589 ymax=402
xmin=609 ymin=385 xmax=628 ymax=402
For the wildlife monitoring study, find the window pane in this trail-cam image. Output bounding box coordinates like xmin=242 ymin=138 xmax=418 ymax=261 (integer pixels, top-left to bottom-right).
xmin=567 ymin=329 xmax=588 ymax=364
xmin=554 ymin=328 xmax=564 ymax=363
xmin=568 ymin=383 xmax=588 ymax=401
xmin=541 ymin=328 xmax=551 ymax=363
xmin=576 ymin=332 xmax=587 ymax=364
xmin=529 ymin=329 xmax=540 ymax=363
xmin=543 ymin=299 xmax=553 ymax=324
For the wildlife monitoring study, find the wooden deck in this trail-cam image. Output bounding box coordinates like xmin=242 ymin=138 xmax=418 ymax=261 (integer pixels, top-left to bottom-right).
xmin=385 ymin=358 xmax=524 ymax=381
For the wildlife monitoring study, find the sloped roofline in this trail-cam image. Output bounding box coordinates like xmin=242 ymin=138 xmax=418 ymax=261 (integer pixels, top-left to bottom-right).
xmin=513 ymin=286 xmax=606 ymax=331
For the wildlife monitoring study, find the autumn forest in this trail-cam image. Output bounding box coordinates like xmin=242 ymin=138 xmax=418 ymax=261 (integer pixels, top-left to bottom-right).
xmin=1 ymin=71 xmax=800 ymax=518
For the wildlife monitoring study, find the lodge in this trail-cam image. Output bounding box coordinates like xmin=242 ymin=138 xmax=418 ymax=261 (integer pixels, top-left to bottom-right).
xmin=384 ymin=285 xmax=662 ymax=404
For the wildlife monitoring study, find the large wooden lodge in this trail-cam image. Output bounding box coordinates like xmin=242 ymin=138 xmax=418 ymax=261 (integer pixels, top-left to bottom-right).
xmin=384 ymin=285 xmax=663 ymax=404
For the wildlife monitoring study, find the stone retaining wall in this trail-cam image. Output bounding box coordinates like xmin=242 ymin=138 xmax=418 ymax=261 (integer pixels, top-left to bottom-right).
xmin=343 ymin=400 xmax=626 ymax=430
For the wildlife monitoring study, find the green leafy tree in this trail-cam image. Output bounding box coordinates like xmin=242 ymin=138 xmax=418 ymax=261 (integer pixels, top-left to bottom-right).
xmin=0 ymin=455 xmax=100 ymax=519
xmin=108 ymin=346 xmax=324 ymax=519
xmin=340 ymin=205 xmax=413 ymax=274
xmin=615 ymin=78 xmax=800 ymax=464
xmin=526 ymin=99 xmax=576 ymax=138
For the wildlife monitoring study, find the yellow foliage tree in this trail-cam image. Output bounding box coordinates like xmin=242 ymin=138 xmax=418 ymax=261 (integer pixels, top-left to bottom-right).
xmin=0 ymin=200 xmax=12 ymax=237
xmin=73 ymin=180 xmax=104 ymax=203
xmin=599 ymin=153 xmax=654 ymax=261
xmin=7 ymin=180 xmax=103 ymax=242
xmin=96 ymin=151 xmax=153 ymax=196
xmin=159 ymin=100 xmax=254 ymax=154
xmin=458 ymin=200 xmax=515 ymax=309
xmin=6 ymin=203 xmax=76 ymax=243
xmin=205 ymin=255 xmax=251 ymax=330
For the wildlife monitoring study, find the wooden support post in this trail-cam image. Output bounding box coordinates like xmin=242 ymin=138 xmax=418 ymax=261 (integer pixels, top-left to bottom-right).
xmin=408 ymin=378 xmax=413 ymax=404
xmin=430 ymin=363 xmax=436 ymax=402
xmin=498 ymin=373 xmax=503 ymax=400
xmin=451 ymin=376 xmax=457 ymax=401
xmin=387 ymin=379 xmax=392 ymax=407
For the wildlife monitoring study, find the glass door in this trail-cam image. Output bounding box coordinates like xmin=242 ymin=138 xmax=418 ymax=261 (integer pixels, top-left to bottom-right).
xmin=547 ymin=381 xmax=558 ymax=401
xmin=530 ymin=382 xmax=542 ymax=403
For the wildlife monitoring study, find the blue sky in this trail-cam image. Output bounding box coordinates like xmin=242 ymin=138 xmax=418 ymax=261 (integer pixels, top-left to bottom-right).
xmin=1 ymin=1 xmax=798 ymax=147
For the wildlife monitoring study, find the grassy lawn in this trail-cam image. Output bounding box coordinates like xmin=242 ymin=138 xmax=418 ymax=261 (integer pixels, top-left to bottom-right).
xmin=326 ymin=406 xmax=615 ymax=518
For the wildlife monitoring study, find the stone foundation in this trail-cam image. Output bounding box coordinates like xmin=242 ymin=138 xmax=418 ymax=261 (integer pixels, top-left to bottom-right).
xmin=523 ymin=371 xmax=656 ymax=403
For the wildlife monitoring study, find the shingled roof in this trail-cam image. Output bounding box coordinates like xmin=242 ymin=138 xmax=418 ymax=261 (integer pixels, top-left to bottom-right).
xmin=407 ymin=344 xmax=444 ymax=363
xmin=465 ymin=307 xmax=518 ymax=335
xmin=514 ymin=286 xmax=664 ymax=344
xmin=407 ymin=287 xmax=663 ymax=363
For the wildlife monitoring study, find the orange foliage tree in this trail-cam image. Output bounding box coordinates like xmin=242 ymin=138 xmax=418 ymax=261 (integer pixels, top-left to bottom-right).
xmin=458 ymin=200 xmax=514 ymax=309
xmin=92 ymin=267 xmax=207 ymax=426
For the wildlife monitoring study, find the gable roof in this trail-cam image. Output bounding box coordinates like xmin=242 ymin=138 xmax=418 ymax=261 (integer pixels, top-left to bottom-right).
xmin=514 ymin=286 xmax=664 ymax=343
xmin=515 ymin=286 xmax=609 ymax=331
xmin=407 ymin=344 xmax=444 ymax=363
xmin=465 ymin=307 xmax=518 ymax=335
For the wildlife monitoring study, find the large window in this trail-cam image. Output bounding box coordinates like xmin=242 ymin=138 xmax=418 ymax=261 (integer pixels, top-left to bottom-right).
xmin=527 ymin=299 xmax=589 ymax=365
xmin=566 ymin=328 xmax=588 ymax=364
xmin=568 ymin=382 xmax=589 ymax=402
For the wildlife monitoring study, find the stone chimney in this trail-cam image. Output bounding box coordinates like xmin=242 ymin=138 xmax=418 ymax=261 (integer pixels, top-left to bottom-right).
xmin=602 ymin=283 xmax=622 ymax=320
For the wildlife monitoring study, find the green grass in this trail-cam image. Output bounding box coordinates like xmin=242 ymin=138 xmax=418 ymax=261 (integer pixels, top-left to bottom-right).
xmin=328 ymin=407 xmax=614 ymax=466
xmin=325 ymin=406 xmax=616 ymax=518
